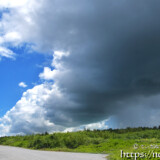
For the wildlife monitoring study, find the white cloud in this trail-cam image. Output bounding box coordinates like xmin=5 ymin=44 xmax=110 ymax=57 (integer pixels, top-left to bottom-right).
xmin=64 ymin=119 xmax=109 ymax=132
xmin=4 ymin=32 xmax=22 ymax=43
xmin=0 ymin=83 xmax=66 ymax=135
xmin=0 ymin=0 xmax=29 ymax=8
xmin=84 ymin=120 xmax=109 ymax=130
xmin=19 ymin=82 xmax=28 ymax=88
xmin=39 ymin=51 xmax=70 ymax=81
xmin=39 ymin=67 xmax=55 ymax=80
xmin=0 ymin=0 xmax=41 ymax=60
xmin=0 ymin=47 xmax=16 ymax=60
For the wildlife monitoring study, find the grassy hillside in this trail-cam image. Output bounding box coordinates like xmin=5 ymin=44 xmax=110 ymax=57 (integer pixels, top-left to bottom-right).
xmin=1 ymin=127 xmax=160 ymax=159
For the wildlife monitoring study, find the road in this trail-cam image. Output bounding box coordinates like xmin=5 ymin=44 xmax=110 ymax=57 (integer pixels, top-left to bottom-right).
xmin=0 ymin=146 xmax=107 ymax=160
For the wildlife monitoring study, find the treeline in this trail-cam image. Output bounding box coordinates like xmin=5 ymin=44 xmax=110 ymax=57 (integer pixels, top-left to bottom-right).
xmin=107 ymin=126 xmax=160 ymax=133
xmin=1 ymin=127 xmax=160 ymax=150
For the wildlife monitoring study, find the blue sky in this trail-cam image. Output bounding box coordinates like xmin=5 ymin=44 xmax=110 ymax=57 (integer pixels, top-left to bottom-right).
xmin=0 ymin=45 xmax=51 ymax=117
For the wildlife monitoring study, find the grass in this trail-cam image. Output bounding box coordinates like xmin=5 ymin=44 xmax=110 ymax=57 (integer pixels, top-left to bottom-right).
xmin=1 ymin=127 xmax=160 ymax=159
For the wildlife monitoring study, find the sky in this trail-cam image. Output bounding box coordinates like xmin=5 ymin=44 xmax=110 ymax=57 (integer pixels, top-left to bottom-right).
xmin=0 ymin=0 xmax=160 ymax=136
xmin=0 ymin=45 xmax=50 ymax=116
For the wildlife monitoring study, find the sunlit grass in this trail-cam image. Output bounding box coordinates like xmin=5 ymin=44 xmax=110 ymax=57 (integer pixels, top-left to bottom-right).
xmin=1 ymin=128 xmax=160 ymax=159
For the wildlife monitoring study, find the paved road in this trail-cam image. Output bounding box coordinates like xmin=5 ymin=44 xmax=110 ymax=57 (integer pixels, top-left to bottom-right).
xmin=0 ymin=146 xmax=107 ymax=160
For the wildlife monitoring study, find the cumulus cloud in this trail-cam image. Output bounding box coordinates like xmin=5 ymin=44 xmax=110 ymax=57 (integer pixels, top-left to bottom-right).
xmin=0 ymin=83 xmax=66 ymax=135
xmin=39 ymin=67 xmax=55 ymax=80
xmin=19 ymin=82 xmax=27 ymax=88
xmin=1 ymin=0 xmax=160 ymax=135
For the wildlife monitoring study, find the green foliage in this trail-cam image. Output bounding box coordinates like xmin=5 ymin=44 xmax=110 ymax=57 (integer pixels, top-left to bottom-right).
xmin=1 ymin=127 xmax=160 ymax=159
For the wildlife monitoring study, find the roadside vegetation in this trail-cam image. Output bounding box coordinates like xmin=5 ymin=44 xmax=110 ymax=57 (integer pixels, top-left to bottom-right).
xmin=1 ymin=127 xmax=160 ymax=159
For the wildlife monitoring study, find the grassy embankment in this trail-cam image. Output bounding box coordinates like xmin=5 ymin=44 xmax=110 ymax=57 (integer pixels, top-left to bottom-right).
xmin=1 ymin=127 xmax=160 ymax=159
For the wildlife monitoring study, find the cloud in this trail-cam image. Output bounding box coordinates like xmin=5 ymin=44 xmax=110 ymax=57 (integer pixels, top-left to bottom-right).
xmin=1 ymin=0 xmax=160 ymax=135
xmin=0 ymin=0 xmax=40 ymax=60
xmin=39 ymin=67 xmax=55 ymax=80
xmin=0 ymin=47 xmax=16 ymax=60
xmin=0 ymin=83 xmax=66 ymax=135
xmin=64 ymin=119 xmax=109 ymax=132
xmin=4 ymin=32 xmax=22 ymax=43
xmin=19 ymin=82 xmax=27 ymax=88
xmin=0 ymin=0 xmax=28 ymax=8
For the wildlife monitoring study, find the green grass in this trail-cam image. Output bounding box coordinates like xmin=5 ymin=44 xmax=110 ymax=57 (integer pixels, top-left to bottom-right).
xmin=1 ymin=127 xmax=160 ymax=159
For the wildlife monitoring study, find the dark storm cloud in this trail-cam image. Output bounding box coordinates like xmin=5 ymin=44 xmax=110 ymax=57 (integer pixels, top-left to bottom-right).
xmin=30 ymin=0 xmax=160 ymax=127
xmin=40 ymin=0 xmax=160 ymax=127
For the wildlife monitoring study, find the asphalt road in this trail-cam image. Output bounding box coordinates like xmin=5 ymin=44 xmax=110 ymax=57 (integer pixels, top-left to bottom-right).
xmin=0 ymin=146 xmax=107 ymax=160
